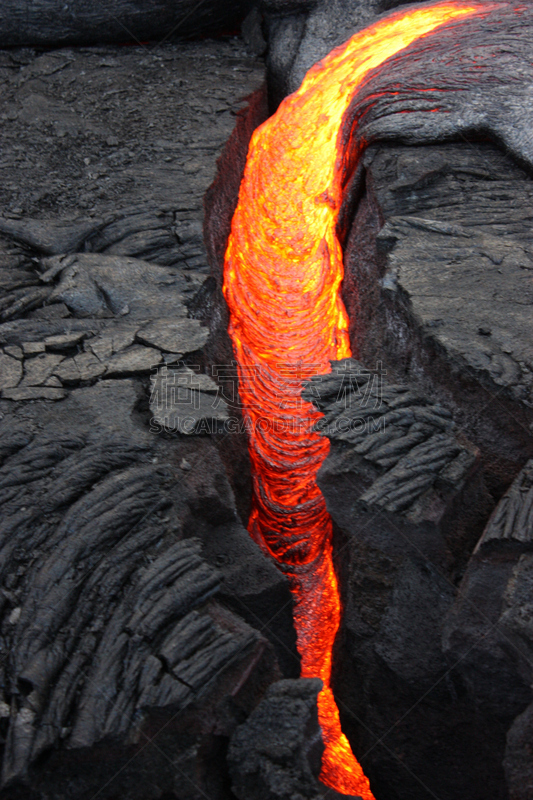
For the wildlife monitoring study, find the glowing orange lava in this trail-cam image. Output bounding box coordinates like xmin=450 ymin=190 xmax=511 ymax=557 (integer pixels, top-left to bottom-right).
xmin=223 ymin=2 xmax=485 ymax=795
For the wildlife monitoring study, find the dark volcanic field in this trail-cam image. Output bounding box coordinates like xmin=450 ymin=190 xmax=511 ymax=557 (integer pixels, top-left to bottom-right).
xmin=1 ymin=2 xmax=533 ymax=800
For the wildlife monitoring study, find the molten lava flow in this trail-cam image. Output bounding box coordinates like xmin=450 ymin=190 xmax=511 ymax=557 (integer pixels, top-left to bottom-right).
xmin=223 ymin=2 xmax=485 ymax=796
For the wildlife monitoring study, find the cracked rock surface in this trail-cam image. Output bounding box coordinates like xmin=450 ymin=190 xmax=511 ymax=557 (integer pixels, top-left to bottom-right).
xmin=197 ymin=12 xmax=533 ymax=795
xmin=0 ymin=39 xmax=264 ymax=406
xmin=303 ymin=360 xmax=496 ymax=798
xmin=228 ymin=678 xmax=327 ymax=800
xmin=4 ymin=4 xmax=533 ymax=800
xmin=343 ymin=141 xmax=533 ymax=501
xmin=0 ymin=33 xmax=303 ymax=800
xmin=0 ymin=374 xmax=297 ymax=799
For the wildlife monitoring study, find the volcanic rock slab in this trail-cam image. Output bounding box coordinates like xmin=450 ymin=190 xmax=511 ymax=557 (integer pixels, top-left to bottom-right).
xmin=475 ymin=459 xmax=533 ymax=550
xmin=505 ymin=697 xmax=533 ymax=800
xmin=228 ymin=678 xmax=326 ymax=800
xmin=0 ymin=1 xmax=253 ymax=48
xmin=303 ymin=359 xmax=487 ymax=577
xmin=0 ymin=377 xmax=297 ymax=798
xmin=343 ymin=141 xmax=533 ymax=496
xmin=442 ymin=460 xmax=533 ymax=800
xmin=137 ymin=319 xmax=208 ymax=355
xmin=149 ymin=365 xmax=231 ymax=435
xmin=304 ymin=358 xmax=533 ymax=800
xmin=304 ymin=359 xmax=501 ymax=800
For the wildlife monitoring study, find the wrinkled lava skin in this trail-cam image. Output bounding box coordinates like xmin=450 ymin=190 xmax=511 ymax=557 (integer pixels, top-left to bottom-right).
xmin=223 ymin=2 xmax=491 ymax=795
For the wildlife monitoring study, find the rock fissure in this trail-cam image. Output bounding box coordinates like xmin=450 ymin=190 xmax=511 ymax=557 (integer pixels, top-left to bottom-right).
xmin=1 ymin=3 xmax=533 ymax=798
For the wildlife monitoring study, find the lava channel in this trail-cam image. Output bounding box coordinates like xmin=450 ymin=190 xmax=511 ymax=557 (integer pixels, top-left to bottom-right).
xmin=223 ymin=2 xmax=486 ymax=795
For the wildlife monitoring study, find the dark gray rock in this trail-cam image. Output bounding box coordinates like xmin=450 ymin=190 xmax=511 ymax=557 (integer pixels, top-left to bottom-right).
xmin=0 ymin=353 xmax=22 ymax=390
xmin=263 ymin=0 xmax=533 ymax=500
xmin=0 ymin=375 xmax=296 ymax=798
xmin=1 ymin=385 xmax=66 ymax=401
xmin=0 ymin=0 xmax=253 ymax=48
xmin=0 ymin=38 xmax=265 ymax=425
xmin=505 ymin=700 xmax=533 ymax=800
xmin=199 ymin=520 xmax=300 ymax=679
xmin=242 ymin=7 xmax=268 ymax=56
xmin=475 ymin=460 xmax=533 ymax=550
xmin=0 ymin=217 xmax=98 ymax=256
xmin=0 ymin=37 xmax=265 ymax=338
xmin=263 ymin=11 xmax=308 ymax=109
xmin=42 ymin=253 xmax=188 ymax=320
xmin=199 ymin=12 xmax=533 ymax=796
xmin=261 ymin=0 xmax=318 ymax=10
xmin=5 ymin=5 xmax=533 ymax=799
xmin=303 ymin=359 xmax=502 ymax=800
xmin=443 ymin=552 xmax=532 ymax=725
xmin=204 ymin=0 xmax=533 ymax=515
xmin=262 ymin=0 xmax=382 ymax=107
xmin=342 ymin=141 xmax=533 ymax=501
xmin=499 ymin=552 xmax=533 ymax=668
xmin=228 ymin=678 xmax=325 ymax=800
xmin=303 ymin=358 xmax=483 ymax=553
xmin=53 ymin=352 xmax=107 ymax=383
xmin=440 ymin=488 xmax=533 ymax=800
xmin=137 ymin=319 xmax=208 ymax=355
xmin=19 ymin=353 xmax=64 ymax=387
xmin=442 ymin=462 xmax=533 ymax=736
xmin=42 ymin=332 xmax=87 ymax=351
xmin=0 ymin=41 xmax=264 ymax=220
xmin=0 ymin=206 xmax=214 ymax=272
xmin=104 ymin=344 xmax=162 ymax=377
xmin=263 ymin=0 xmax=533 ymax=148
xmin=164 ymin=433 xmax=299 ymax=678
xmin=149 ymin=365 xmax=231 ymax=435
xmin=0 ymin=31 xmax=296 ymax=800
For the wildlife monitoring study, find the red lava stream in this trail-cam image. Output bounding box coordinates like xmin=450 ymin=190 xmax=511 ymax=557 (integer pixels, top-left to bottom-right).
xmin=223 ymin=2 xmax=486 ymax=795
